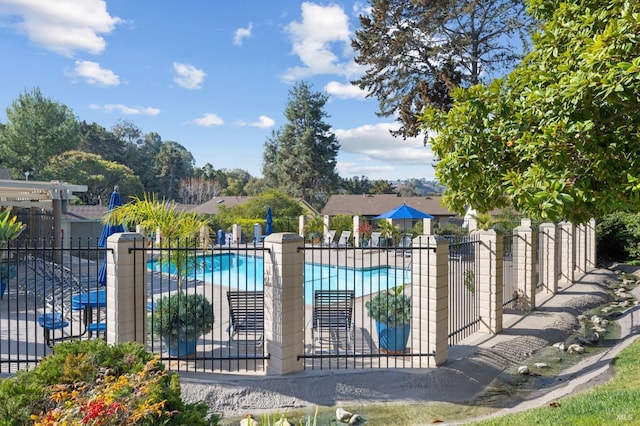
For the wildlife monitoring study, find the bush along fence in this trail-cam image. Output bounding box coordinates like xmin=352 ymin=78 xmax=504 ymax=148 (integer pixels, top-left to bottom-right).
xmin=0 ymin=219 xmax=596 ymax=375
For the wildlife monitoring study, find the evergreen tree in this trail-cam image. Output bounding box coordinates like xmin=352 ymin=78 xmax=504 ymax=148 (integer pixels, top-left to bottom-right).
xmin=352 ymin=0 xmax=533 ymax=139
xmin=263 ymin=82 xmax=340 ymax=209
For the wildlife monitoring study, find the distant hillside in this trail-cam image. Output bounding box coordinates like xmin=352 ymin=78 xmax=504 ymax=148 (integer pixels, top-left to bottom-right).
xmin=390 ymin=179 xmax=445 ymax=196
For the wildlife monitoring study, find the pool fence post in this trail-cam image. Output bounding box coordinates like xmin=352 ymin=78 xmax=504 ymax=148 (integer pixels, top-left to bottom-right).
xmin=263 ymin=232 xmax=305 ymax=375
xmin=475 ymin=229 xmax=503 ymax=334
xmin=513 ymin=219 xmax=536 ymax=310
xmin=412 ymin=235 xmax=448 ymax=366
xmin=538 ymin=223 xmax=559 ymax=294
xmin=106 ymin=232 xmax=147 ymax=346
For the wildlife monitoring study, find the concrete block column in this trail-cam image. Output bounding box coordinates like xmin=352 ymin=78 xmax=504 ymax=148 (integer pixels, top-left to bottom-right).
xmin=538 ymin=223 xmax=559 ymax=294
xmin=264 ymin=233 xmax=305 ymax=375
xmin=298 ymin=215 xmax=307 ymax=239
xmin=106 ymin=232 xmax=147 ymax=345
xmin=513 ymin=223 xmax=537 ymax=310
xmin=353 ymin=215 xmax=361 ymax=247
xmin=575 ymin=223 xmax=587 ymax=275
xmin=323 ymin=215 xmax=331 ymax=242
xmin=586 ymin=218 xmax=597 ymax=270
xmin=558 ymin=221 xmax=575 ymax=286
xmin=411 ymin=235 xmax=448 ymax=367
xmin=475 ymin=230 xmax=503 ymax=334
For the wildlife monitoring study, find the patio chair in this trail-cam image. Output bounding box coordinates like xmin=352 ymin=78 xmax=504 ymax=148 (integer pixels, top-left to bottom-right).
xmin=226 ymin=290 xmax=264 ymax=345
xmin=324 ymin=230 xmax=336 ymax=246
xmin=337 ymin=230 xmax=351 ymax=247
xmin=370 ymin=232 xmax=382 ymax=248
xmin=396 ymin=234 xmax=413 ymax=257
xmin=312 ymin=290 xmax=355 ymax=352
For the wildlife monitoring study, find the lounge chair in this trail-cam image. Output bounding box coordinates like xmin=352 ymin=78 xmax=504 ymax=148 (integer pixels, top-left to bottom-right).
xmin=337 ymin=230 xmax=351 ymax=247
xmin=324 ymin=230 xmax=336 ymax=246
xmin=226 ymin=290 xmax=264 ymax=345
xmin=396 ymin=234 xmax=413 ymax=256
xmin=370 ymin=232 xmax=382 ymax=248
xmin=312 ymin=290 xmax=355 ymax=352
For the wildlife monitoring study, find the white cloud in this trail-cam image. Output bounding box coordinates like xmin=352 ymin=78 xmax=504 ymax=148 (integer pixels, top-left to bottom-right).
xmin=68 ymin=60 xmax=119 ymax=86
xmin=233 ymin=22 xmax=252 ymax=46
xmin=237 ymin=115 xmax=275 ymax=129
xmin=335 ymin=123 xmax=433 ymax=166
xmin=0 ymin=0 xmax=122 ymax=56
xmin=91 ymin=104 xmax=160 ymax=116
xmin=172 ymin=62 xmax=206 ymax=90
xmin=325 ymin=81 xmax=367 ymax=99
xmin=282 ymin=2 xmax=355 ymax=81
xmin=194 ymin=113 xmax=224 ymax=127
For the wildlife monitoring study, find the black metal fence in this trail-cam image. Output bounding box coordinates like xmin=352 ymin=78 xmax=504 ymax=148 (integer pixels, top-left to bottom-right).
xmin=503 ymin=234 xmax=518 ymax=308
xmin=447 ymin=237 xmax=481 ymax=346
xmin=298 ymin=244 xmax=434 ymax=370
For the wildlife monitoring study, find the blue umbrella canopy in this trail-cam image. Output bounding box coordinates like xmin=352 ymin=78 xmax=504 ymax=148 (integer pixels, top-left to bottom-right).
xmin=98 ymin=187 xmax=124 ymax=285
xmin=374 ymin=204 xmax=434 ymax=220
xmin=265 ymin=207 xmax=273 ymax=235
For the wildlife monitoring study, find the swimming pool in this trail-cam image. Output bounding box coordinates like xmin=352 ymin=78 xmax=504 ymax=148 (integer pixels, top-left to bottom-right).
xmin=149 ymin=253 xmax=411 ymax=303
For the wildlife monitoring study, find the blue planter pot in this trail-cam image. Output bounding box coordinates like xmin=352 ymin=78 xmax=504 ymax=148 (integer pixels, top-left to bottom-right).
xmin=164 ymin=337 xmax=198 ymax=358
xmin=376 ymin=321 xmax=410 ymax=354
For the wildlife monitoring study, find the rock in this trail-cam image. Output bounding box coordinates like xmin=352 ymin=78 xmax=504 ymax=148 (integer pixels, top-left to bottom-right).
xmin=275 ymin=419 xmax=292 ymax=426
xmin=591 ymin=315 xmax=603 ymax=324
xmin=593 ymin=326 xmax=607 ymax=333
xmin=553 ymin=342 xmax=566 ymax=351
xmin=518 ymin=365 xmax=530 ymax=375
xmin=336 ymin=407 xmax=353 ymax=423
xmin=534 ymin=362 xmax=549 ymax=369
xmin=567 ymin=344 xmax=585 ymax=354
xmin=349 ymin=414 xmax=363 ymax=425
xmin=601 ymin=307 xmax=613 ymax=314
xmin=601 ymin=319 xmax=610 ymax=325
xmin=577 ymin=314 xmax=588 ymax=322
xmin=240 ymin=416 xmax=259 ymax=426
xmin=619 ymin=301 xmax=631 ymax=308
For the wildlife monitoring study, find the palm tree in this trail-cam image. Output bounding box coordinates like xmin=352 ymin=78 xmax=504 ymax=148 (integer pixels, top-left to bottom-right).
xmin=105 ymin=194 xmax=210 ymax=290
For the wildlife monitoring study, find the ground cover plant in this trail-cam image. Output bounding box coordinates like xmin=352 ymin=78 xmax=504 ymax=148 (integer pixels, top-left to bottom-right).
xmin=0 ymin=339 xmax=219 ymax=425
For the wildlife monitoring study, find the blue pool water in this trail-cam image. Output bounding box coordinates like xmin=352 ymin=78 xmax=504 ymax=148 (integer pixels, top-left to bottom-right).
xmin=149 ymin=253 xmax=411 ymax=303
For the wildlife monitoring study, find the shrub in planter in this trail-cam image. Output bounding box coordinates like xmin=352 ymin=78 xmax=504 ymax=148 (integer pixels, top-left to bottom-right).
xmin=150 ymin=292 xmax=214 ymax=357
xmin=365 ymin=285 xmax=412 ymax=353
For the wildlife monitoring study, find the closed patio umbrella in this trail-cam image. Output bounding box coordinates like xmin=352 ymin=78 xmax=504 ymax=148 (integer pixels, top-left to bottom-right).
xmin=97 ymin=187 xmax=124 ymax=286
xmin=265 ymin=207 xmax=273 ymax=235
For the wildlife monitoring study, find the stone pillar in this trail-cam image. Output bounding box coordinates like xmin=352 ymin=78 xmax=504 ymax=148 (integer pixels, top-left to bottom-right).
xmin=264 ymin=233 xmax=305 ymax=375
xmin=475 ymin=230 xmax=503 ymax=334
xmin=538 ymin=223 xmax=558 ymax=294
xmin=423 ymin=218 xmax=433 ymax=235
xmin=411 ymin=235 xmax=448 ymax=366
xmin=574 ymin=224 xmax=585 ymax=275
xmin=298 ymin=215 xmax=306 ymax=239
xmin=106 ymin=233 xmax=147 ymax=345
xmin=558 ymin=221 xmax=575 ymax=286
xmin=513 ymin=223 xmax=537 ymax=310
xmin=353 ymin=215 xmax=361 ymax=248
xmin=586 ymin=218 xmax=597 ymax=270
xmin=232 ymin=223 xmax=242 ymax=244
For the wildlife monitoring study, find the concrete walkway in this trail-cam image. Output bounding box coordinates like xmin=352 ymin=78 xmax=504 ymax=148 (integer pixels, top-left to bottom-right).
xmin=179 ymin=266 xmax=640 ymax=421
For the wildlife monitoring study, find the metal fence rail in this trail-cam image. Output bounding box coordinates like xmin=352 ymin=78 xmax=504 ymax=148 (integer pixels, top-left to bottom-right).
xmin=298 ymin=244 xmax=434 ymax=369
xmin=448 ymin=237 xmax=481 ymax=346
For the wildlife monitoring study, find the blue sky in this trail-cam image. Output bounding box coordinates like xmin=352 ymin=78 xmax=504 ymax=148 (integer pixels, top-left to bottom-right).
xmin=0 ymin=0 xmax=435 ymax=181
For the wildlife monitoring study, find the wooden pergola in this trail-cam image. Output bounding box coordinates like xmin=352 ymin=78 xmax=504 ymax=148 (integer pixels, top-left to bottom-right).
xmin=0 ymin=179 xmax=88 ymax=247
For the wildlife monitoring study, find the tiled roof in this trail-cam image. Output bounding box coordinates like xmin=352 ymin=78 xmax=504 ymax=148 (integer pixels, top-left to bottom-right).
xmin=189 ymin=196 xmax=250 ymax=215
xmin=63 ymin=205 xmax=107 ymax=221
xmin=321 ymin=194 xmax=455 ymax=217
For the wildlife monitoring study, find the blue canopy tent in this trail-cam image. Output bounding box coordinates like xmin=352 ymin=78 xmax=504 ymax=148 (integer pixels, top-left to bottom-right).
xmin=265 ymin=207 xmax=273 ymax=235
xmin=97 ymin=187 xmax=124 ymax=286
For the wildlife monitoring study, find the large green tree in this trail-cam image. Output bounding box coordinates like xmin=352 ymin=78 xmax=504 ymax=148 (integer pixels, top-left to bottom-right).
xmin=154 ymin=141 xmax=195 ymax=199
xmin=352 ymin=0 xmax=533 ymax=139
xmin=263 ymin=82 xmax=340 ymax=209
xmin=0 ymin=88 xmax=80 ymax=178
xmin=421 ymin=0 xmax=640 ymax=224
xmin=40 ymin=151 xmax=144 ymax=205
xmin=78 ymin=121 xmax=125 ymax=164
